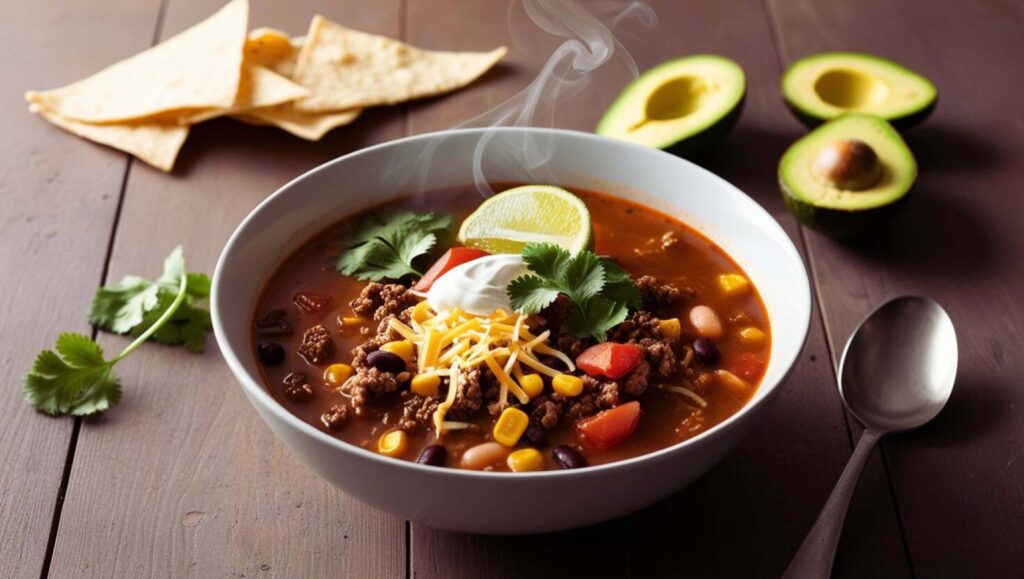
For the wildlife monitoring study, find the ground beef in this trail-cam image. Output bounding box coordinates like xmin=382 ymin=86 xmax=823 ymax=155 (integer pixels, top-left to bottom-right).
xmin=282 ymin=372 xmax=314 ymax=402
xmin=634 ymin=275 xmax=690 ymax=310
xmin=563 ymin=392 xmax=600 ymax=421
xmin=530 ymin=394 xmax=565 ymax=429
xmin=321 ymin=405 xmax=349 ymax=431
xmin=538 ymin=295 xmax=573 ymax=334
xmin=639 ymin=339 xmax=677 ymax=377
xmin=375 ymin=309 xmax=412 ymax=339
xmin=298 ymin=324 xmax=333 ymax=364
xmin=446 ymin=368 xmax=483 ymax=420
xmin=398 ymin=391 xmax=440 ymax=431
xmin=350 ymin=334 xmax=389 ymax=368
xmin=556 ymin=334 xmax=589 ymax=359
xmin=583 ymin=375 xmax=621 ymax=408
xmin=341 ymin=367 xmax=401 ymax=414
xmin=622 ymin=359 xmax=651 ymax=395
xmin=254 ymin=308 xmax=292 ymax=336
xmin=608 ymin=311 xmax=662 ymax=342
xmin=349 ymin=282 xmax=418 ymax=321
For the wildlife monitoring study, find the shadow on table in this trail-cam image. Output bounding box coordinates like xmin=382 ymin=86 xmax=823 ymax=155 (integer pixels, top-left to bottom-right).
xmin=905 ymin=124 xmax=1000 ymax=174
xmin=813 ymin=184 xmax=997 ymax=280
xmin=904 ymin=375 xmax=1006 ymax=447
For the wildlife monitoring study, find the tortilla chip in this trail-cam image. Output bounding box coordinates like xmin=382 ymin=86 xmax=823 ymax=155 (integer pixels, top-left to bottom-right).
xmin=292 ymin=15 xmax=506 ymax=112
xmin=245 ymin=27 xmax=293 ymax=64
xmin=247 ymin=34 xmax=305 ymax=79
xmin=31 ymin=105 xmax=188 ymax=172
xmin=25 ymin=0 xmax=248 ymax=123
xmin=180 ymin=65 xmax=308 ymax=124
xmin=232 ymin=104 xmax=360 ymax=141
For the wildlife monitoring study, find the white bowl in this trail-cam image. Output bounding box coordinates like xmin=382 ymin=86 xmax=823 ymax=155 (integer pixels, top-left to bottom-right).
xmin=212 ymin=127 xmax=811 ymax=534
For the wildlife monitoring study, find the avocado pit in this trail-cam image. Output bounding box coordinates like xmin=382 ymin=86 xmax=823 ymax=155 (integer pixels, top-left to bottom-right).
xmin=811 ymin=139 xmax=882 ymax=191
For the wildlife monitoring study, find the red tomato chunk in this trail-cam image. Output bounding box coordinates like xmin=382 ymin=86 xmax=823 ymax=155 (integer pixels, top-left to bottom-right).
xmin=577 ymin=401 xmax=642 ymax=450
xmin=727 ymin=352 xmax=765 ymax=381
xmin=412 ymin=247 xmax=491 ymax=292
xmin=576 ymin=342 xmax=643 ymax=380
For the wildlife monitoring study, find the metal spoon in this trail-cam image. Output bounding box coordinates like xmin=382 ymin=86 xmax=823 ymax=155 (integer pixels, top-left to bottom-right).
xmin=782 ymin=296 xmax=958 ymax=579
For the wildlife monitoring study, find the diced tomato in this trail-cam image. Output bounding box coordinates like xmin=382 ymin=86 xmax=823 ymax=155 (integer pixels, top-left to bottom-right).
xmin=577 ymin=401 xmax=641 ymax=450
xmin=575 ymin=342 xmax=644 ymax=380
xmin=726 ymin=352 xmax=765 ymax=381
xmin=293 ymin=291 xmax=332 ymax=314
xmin=412 ymin=247 xmax=491 ymax=292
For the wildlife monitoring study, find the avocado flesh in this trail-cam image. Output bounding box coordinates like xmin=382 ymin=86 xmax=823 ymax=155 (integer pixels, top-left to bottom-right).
xmin=596 ymin=55 xmax=745 ymax=157
xmin=783 ymin=52 xmax=937 ymax=130
xmin=779 ymin=113 xmax=916 ymax=238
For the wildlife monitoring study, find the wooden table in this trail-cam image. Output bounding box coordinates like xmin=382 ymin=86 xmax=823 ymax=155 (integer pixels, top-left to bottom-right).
xmin=3 ymin=0 xmax=1022 ymax=577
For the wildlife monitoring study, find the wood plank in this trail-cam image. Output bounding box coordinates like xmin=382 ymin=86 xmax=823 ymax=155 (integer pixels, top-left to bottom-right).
xmin=765 ymin=0 xmax=1024 ymax=576
xmin=45 ymin=1 xmax=408 ymax=577
xmin=407 ymin=1 xmax=909 ymax=577
xmin=0 ymin=0 xmax=163 ymax=577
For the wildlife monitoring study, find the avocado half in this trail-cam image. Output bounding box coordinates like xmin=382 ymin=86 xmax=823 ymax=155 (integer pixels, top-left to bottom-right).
xmin=596 ymin=55 xmax=745 ymax=158
xmin=779 ymin=113 xmax=916 ymax=239
xmin=782 ymin=52 xmax=937 ymax=130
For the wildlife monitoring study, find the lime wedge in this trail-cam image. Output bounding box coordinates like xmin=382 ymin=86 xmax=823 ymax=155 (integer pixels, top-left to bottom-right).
xmin=457 ymin=185 xmax=593 ymax=254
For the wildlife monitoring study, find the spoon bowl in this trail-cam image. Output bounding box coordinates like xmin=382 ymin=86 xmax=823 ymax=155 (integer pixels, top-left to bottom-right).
xmin=839 ymin=295 xmax=958 ymax=433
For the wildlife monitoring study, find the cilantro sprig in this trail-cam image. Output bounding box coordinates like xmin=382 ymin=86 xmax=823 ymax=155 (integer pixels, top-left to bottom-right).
xmin=23 ymin=247 xmax=209 ymax=416
xmin=336 ymin=209 xmax=452 ymax=281
xmin=507 ymin=243 xmax=641 ymax=342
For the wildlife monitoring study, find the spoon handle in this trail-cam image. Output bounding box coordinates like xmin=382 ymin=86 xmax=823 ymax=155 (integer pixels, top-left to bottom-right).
xmin=782 ymin=428 xmax=883 ymax=579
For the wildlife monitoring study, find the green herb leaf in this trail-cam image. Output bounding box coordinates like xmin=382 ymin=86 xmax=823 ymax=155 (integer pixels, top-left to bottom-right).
xmin=564 ymin=297 xmax=630 ymax=343
xmin=88 ymin=246 xmax=212 ymax=352
xmin=25 ymin=249 xmax=195 ymax=416
xmin=507 ymin=243 xmax=642 ymax=341
xmin=336 ymin=210 xmax=452 ymax=282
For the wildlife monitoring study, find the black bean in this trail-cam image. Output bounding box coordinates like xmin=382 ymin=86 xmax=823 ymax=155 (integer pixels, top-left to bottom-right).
xmin=284 ymin=383 xmax=314 ymax=402
xmin=692 ymin=338 xmax=721 ymax=366
xmin=522 ymin=422 xmax=547 ymax=447
xmin=366 ymin=350 xmax=406 ymax=374
xmin=552 ymin=444 xmax=588 ymax=470
xmin=416 ymin=444 xmax=447 ymax=467
xmin=257 ymin=341 xmax=285 ymax=366
xmin=254 ymin=309 xmax=293 ymax=336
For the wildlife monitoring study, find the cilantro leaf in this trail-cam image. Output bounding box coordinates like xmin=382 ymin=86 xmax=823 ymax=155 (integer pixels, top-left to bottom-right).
xmin=88 ymin=246 xmax=212 ymax=352
xmin=24 ymin=250 xmax=193 ymax=417
xmin=508 ymin=275 xmax=562 ymax=313
xmin=336 ymin=210 xmax=453 ymax=282
xmin=564 ymin=297 xmax=630 ymax=343
xmin=507 ymin=243 xmax=642 ymax=341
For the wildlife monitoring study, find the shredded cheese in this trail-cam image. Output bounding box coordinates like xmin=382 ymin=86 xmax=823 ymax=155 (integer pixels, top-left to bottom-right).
xmin=401 ymin=304 xmax=575 ymax=436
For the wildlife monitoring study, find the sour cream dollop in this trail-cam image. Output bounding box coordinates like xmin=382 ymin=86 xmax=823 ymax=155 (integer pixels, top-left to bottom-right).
xmin=426 ymin=253 xmax=529 ymax=316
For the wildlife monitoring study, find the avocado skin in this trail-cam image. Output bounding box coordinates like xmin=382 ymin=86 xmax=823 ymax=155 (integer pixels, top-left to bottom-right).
xmin=784 ymin=97 xmax=936 ymax=132
xmin=663 ymin=95 xmax=745 ymax=159
xmin=780 ymin=178 xmax=912 ymax=239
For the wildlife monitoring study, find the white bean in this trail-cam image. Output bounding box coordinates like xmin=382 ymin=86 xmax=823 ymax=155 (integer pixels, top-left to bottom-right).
xmin=689 ymin=305 xmax=724 ymax=338
xmin=460 ymin=442 xmax=510 ymax=470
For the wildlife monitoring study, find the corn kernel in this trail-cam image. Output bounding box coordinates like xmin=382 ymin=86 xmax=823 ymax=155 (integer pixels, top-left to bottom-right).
xmin=493 ymin=407 xmax=529 ymax=447
xmin=340 ymin=316 xmax=366 ymax=329
xmin=323 ymin=363 xmax=352 ymax=386
xmin=552 ymin=374 xmax=584 ymax=398
xmin=718 ymin=273 xmax=750 ymax=296
xmin=377 ymin=430 xmax=408 ymax=457
xmin=658 ymin=318 xmax=682 ymax=341
xmin=411 ymin=374 xmax=441 ymax=397
xmin=381 ymin=340 xmax=415 ymax=363
xmin=715 ymin=369 xmax=747 ymax=391
xmin=411 ymin=301 xmax=433 ymax=323
xmin=507 ymin=448 xmax=544 ymax=472
xmin=738 ymin=327 xmax=767 ymax=344
xmin=518 ymin=373 xmax=544 ymax=398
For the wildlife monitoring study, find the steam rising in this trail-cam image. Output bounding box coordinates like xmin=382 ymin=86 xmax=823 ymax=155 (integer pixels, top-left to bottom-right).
xmin=403 ymin=0 xmax=656 ymax=197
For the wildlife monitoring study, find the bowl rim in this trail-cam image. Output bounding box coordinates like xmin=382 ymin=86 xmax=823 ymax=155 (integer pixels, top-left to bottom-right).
xmin=212 ymin=126 xmax=812 ymax=479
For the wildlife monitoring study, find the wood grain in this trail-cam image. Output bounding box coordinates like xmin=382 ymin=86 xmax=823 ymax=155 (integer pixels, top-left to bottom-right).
xmin=44 ymin=1 xmax=407 ymax=577
xmin=406 ymin=1 xmax=909 ymax=577
xmin=0 ymin=0 xmax=162 ymax=577
xmin=765 ymin=0 xmax=1024 ymax=576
